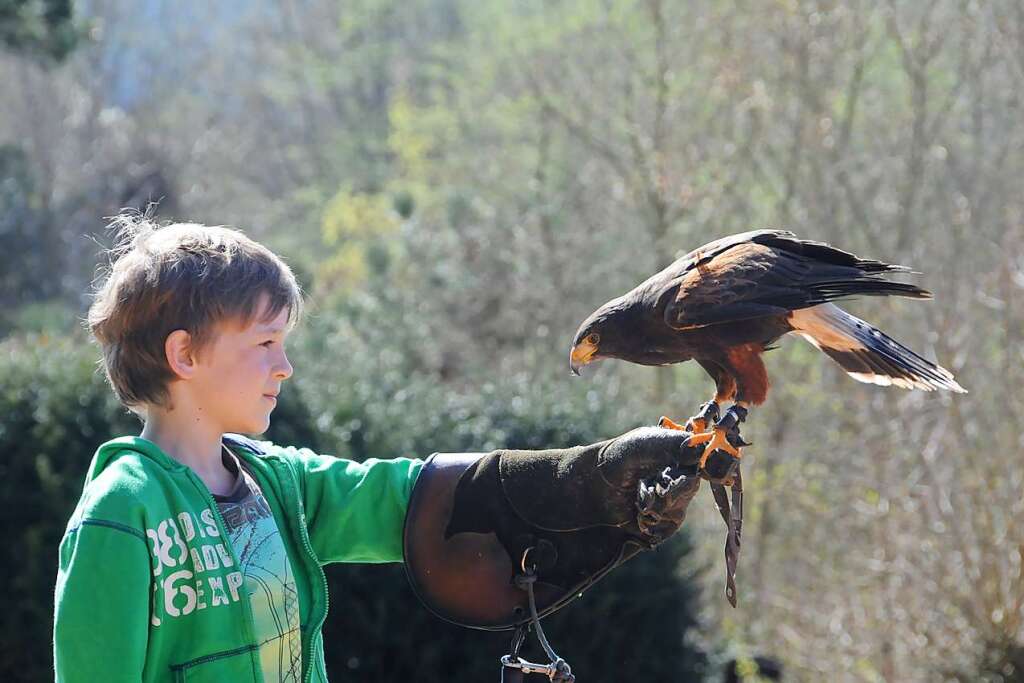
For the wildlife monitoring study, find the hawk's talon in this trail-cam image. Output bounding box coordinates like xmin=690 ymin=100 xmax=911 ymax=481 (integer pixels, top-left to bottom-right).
xmin=685 ymin=417 xmax=708 ymax=433
xmin=658 ymin=416 xmax=688 ymax=432
xmin=685 ymin=426 xmax=742 ymax=471
xmin=725 ymin=426 xmax=751 ymax=449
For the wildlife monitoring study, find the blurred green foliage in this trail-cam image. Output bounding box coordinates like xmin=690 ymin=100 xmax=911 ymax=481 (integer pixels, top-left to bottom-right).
xmin=0 ymin=0 xmax=78 ymax=62
xmin=0 ymin=145 xmax=56 ymax=331
xmin=0 ymin=334 xmax=137 ymax=679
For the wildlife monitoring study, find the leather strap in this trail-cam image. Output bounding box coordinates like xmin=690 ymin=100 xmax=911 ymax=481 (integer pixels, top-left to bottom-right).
xmin=710 ymin=467 xmax=743 ymax=607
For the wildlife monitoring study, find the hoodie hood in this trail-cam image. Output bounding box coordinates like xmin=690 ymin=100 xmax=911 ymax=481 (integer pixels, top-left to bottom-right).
xmin=82 ymin=434 xmax=273 ymax=490
xmin=82 ymin=436 xmax=189 ymax=489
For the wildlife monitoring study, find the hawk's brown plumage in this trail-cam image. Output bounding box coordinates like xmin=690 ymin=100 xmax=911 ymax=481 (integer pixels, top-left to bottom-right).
xmin=569 ymin=230 xmax=965 ymax=407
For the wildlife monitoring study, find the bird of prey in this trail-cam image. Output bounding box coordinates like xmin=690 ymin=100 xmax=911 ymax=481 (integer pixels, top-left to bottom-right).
xmin=569 ymin=230 xmax=965 ymax=470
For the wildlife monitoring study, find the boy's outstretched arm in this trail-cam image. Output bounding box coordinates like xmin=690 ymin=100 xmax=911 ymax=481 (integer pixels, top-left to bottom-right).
xmin=54 ymin=504 xmax=151 ymax=681
xmin=271 ymin=444 xmax=424 ymax=564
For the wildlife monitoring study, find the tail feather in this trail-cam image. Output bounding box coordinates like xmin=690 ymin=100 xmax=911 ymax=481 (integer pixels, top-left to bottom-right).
xmin=789 ymin=303 xmax=966 ymax=393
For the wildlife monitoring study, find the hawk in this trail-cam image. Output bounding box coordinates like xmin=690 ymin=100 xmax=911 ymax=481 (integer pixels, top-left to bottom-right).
xmin=569 ymin=230 xmax=965 ymax=469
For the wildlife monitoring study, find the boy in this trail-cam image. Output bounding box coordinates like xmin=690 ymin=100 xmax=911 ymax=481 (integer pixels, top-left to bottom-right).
xmin=54 ymin=216 xmax=422 ymax=682
xmin=53 ymin=215 xmax=704 ymax=682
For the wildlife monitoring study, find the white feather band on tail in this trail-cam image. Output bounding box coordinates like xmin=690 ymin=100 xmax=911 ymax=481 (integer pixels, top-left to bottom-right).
xmin=789 ymin=303 xmax=966 ymax=393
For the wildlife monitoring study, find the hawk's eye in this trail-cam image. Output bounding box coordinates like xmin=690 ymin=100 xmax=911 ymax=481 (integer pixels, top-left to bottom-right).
xmin=586 ymin=333 xmax=600 ymax=345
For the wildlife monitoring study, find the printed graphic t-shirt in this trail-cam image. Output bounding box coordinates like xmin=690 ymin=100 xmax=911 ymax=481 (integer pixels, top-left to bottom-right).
xmin=213 ymin=447 xmax=303 ymax=683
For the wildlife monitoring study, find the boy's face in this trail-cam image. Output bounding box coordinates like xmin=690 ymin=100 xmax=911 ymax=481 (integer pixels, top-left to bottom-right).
xmin=189 ymin=296 xmax=293 ymax=435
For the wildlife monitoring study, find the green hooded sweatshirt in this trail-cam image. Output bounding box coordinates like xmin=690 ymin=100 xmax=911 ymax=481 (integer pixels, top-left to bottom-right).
xmin=53 ymin=434 xmax=423 ymax=682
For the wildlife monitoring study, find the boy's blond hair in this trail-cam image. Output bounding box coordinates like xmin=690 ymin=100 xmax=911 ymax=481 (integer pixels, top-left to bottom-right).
xmin=87 ymin=213 xmax=302 ymax=410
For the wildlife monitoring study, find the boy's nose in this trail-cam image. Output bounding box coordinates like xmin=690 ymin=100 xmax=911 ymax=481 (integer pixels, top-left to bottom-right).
xmin=275 ymin=353 xmax=294 ymax=380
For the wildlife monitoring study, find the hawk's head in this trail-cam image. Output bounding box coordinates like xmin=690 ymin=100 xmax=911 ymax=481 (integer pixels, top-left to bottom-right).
xmin=569 ymin=297 xmax=637 ymax=375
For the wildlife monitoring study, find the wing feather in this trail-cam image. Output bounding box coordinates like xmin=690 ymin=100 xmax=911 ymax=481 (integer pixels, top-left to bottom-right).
xmin=660 ymin=234 xmax=929 ymax=330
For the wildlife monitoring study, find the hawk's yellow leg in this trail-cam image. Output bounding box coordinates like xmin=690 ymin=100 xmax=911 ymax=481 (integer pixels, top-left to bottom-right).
xmin=659 ymin=387 xmax=733 ymax=434
xmin=683 ymin=399 xmax=749 ymax=470
xmin=686 ymin=427 xmax=742 ymax=471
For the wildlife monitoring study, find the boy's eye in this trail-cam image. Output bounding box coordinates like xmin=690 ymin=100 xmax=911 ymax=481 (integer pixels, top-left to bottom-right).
xmin=260 ymin=340 xmax=275 ymax=347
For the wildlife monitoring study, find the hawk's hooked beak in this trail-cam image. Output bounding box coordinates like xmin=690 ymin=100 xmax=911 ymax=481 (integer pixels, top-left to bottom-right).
xmin=569 ymin=341 xmax=598 ymax=376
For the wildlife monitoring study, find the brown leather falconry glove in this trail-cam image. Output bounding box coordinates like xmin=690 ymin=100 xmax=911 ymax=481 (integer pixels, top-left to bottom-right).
xmin=444 ymin=426 xmax=715 ymax=592
xmin=403 ymin=425 xmax=743 ymax=632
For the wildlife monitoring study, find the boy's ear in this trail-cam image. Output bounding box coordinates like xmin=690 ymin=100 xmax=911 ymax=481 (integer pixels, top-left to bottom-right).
xmin=165 ymin=329 xmax=198 ymax=380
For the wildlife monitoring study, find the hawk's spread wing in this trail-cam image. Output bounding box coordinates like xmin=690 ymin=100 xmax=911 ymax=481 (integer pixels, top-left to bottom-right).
xmin=660 ymin=232 xmax=929 ymax=331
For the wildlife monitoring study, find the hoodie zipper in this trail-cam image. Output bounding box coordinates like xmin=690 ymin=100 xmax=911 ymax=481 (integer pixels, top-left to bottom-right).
xmin=182 ymin=469 xmax=261 ymax=655
xmin=273 ymin=460 xmax=331 ymax=683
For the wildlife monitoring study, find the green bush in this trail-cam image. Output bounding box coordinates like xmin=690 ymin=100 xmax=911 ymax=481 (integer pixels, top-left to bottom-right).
xmin=0 ymin=334 xmax=137 ymax=681
xmin=1 ymin=332 xmax=706 ymax=682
